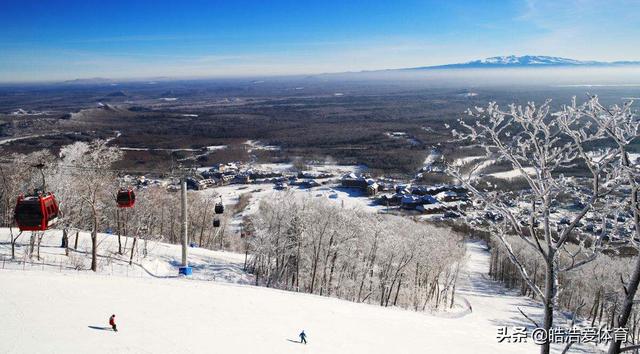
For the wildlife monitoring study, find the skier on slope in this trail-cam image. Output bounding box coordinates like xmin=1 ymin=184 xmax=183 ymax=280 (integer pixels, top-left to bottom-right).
xmin=109 ymin=314 xmax=117 ymax=332
xmin=299 ymin=330 xmax=307 ymax=344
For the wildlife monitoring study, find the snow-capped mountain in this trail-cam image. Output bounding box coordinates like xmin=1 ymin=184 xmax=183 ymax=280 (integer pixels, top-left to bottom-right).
xmin=407 ymin=55 xmax=640 ymax=69
xmin=471 ymin=55 xmax=590 ymax=65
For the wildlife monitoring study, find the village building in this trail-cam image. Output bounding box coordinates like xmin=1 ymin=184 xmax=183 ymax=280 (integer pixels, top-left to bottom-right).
xmin=274 ymin=181 xmax=289 ymax=190
xmin=233 ymin=174 xmax=252 ymax=184
xmin=248 ymin=170 xmax=283 ymax=179
xmin=435 ymin=190 xmax=459 ymax=202
xmin=367 ymin=182 xmax=379 ymax=196
xmin=341 ymin=173 xmax=369 ymax=189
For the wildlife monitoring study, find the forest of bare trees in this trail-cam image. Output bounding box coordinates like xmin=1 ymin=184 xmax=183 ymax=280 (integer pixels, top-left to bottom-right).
xmin=247 ymin=194 xmax=466 ymax=311
xmin=0 ymin=140 xmax=232 ymax=271
xmin=487 ymin=235 xmax=640 ymax=351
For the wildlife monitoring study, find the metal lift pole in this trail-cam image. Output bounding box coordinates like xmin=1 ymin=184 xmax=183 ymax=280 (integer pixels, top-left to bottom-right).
xmin=179 ymin=178 xmax=192 ymax=276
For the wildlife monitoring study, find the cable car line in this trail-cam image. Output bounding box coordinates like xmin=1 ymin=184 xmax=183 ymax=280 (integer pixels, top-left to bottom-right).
xmin=7 ymin=158 xmax=226 ymax=239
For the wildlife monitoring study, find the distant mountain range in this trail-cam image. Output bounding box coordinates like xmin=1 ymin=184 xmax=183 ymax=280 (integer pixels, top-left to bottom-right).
xmin=55 ymin=55 xmax=640 ymax=84
xmin=61 ymin=76 xmax=171 ymax=85
xmin=63 ymin=77 xmax=116 ymax=84
xmin=405 ymin=55 xmax=640 ymax=70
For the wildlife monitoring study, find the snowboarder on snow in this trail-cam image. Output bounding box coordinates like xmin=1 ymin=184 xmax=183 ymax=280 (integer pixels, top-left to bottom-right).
xmin=109 ymin=314 xmax=117 ymax=332
xmin=299 ymin=330 xmax=307 ymax=344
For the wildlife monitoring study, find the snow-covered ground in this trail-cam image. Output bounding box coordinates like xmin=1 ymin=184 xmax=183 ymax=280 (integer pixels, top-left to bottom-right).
xmin=206 ymin=145 xmax=227 ymax=151
xmin=488 ymin=167 xmax=536 ymax=180
xmin=119 ymin=147 xmax=203 ymax=152
xmin=202 ymin=183 xmax=383 ymax=215
xmin=453 ymin=155 xmax=485 ymax=166
xmin=0 ymin=228 xmax=250 ymax=283
xmin=0 ymin=232 xmax=598 ymax=353
xmin=423 ymin=148 xmax=442 ymax=166
xmin=0 ymin=132 xmax=75 ymax=146
xmin=457 ymin=242 xmax=597 ymax=353
xmin=197 ymin=183 xmax=385 ymax=236
xmin=450 ymin=155 xmax=497 ymax=180
xmin=247 ymin=163 xmax=364 ymax=175
xmin=385 ymin=132 xmax=421 ymax=146
xmin=245 ymin=139 xmax=281 ymax=152
xmin=194 ymin=162 xmax=374 ymax=230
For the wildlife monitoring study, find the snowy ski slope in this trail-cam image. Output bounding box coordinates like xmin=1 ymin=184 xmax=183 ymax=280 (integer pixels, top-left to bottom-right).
xmin=0 ymin=232 xmax=600 ymax=353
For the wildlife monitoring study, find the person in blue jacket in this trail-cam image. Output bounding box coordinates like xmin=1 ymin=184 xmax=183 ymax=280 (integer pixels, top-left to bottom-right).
xmin=299 ymin=330 xmax=307 ymax=344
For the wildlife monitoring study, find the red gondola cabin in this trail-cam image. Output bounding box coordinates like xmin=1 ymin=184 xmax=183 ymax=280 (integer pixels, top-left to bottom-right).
xmin=14 ymin=193 xmax=59 ymax=231
xmin=116 ymin=189 xmax=135 ymax=208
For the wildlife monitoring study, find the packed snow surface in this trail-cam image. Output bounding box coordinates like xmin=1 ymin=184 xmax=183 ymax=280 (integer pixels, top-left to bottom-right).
xmin=0 ymin=229 xmax=250 ymax=283
xmin=0 ymin=237 xmax=597 ymax=353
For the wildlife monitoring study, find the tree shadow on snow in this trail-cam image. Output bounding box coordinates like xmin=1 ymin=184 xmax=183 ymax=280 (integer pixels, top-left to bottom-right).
xmin=88 ymin=326 xmax=113 ymax=331
xmin=168 ymin=258 xmax=250 ymax=283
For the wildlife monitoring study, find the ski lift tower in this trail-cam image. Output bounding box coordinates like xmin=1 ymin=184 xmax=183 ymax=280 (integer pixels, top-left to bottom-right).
xmin=178 ymin=178 xmax=192 ymax=276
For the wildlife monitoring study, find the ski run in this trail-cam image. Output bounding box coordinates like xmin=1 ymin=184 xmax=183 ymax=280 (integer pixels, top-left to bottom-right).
xmin=0 ymin=229 xmax=597 ymax=353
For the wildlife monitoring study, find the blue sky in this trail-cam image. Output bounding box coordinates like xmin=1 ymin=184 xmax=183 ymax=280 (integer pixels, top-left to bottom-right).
xmin=1 ymin=0 xmax=639 ymax=82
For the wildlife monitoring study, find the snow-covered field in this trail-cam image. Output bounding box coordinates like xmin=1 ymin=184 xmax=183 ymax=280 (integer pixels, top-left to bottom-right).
xmin=453 ymin=156 xmax=536 ymax=180
xmin=200 ymin=183 xmax=384 ymax=223
xmin=0 ymin=229 xmax=250 ymax=283
xmin=0 ymin=232 xmax=598 ymax=353
xmin=423 ymin=148 xmax=442 ymax=166
xmin=488 ymin=167 xmax=536 ymax=180
xmin=196 ymin=182 xmax=385 ymax=238
xmin=244 ymin=163 xmax=365 ymax=175
xmin=244 ymin=139 xmax=281 ymax=152
xmin=451 ymin=156 xmax=497 ymax=180
xmin=453 ymin=155 xmax=485 ymax=167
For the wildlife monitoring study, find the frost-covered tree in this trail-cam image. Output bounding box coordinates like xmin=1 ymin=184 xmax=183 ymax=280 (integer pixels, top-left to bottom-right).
xmin=248 ymin=193 xmax=465 ymax=311
xmin=58 ymin=140 xmax=122 ymax=271
xmin=50 ymin=153 xmax=92 ymax=256
xmin=447 ymin=97 xmax=635 ymax=354
xmin=0 ymin=150 xmax=56 ymax=259
xmin=580 ymin=99 xmax=640 ymax=354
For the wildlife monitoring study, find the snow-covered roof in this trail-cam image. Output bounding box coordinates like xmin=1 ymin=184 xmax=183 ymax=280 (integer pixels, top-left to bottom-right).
xmin=417 ymin=204 xmax=445 ymax=212
xmin=342 ymin=173 xmax=367 ymax=181
xmin=435 ymin=191 xmax=457 ymax=199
